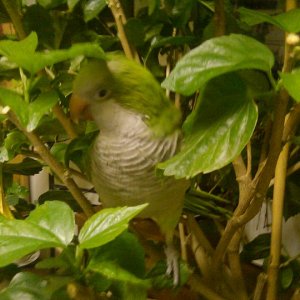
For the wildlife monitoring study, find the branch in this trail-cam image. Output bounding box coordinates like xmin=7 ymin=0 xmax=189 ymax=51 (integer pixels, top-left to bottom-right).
xmin=253 ymin=273 xmax=267 ymax=300
xmin=227 ymin=229 xmax=248 ymax=300
xmin=266 ymin=143 xmax=290 ymax=299
xmin=214 ymin=0 xmax=225 ymax=36
xmin=107 ymin=0 xmax=139 ymax=62
xmin=1 ymin=0 xmax=26 ymax=39
xmin=7 ymin=111 xmax=94 ymax=217
xmin=52 ymin=104 xmax=78 ymax=139
xmin=212 ymin=72 xmax=290 ymax=274
xmin=188 ymin=274 xmax=226 ymax=300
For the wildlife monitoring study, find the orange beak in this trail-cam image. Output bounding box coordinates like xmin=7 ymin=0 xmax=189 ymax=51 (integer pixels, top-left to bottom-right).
xmin=69 ymin=94 xmax=93 ymax=122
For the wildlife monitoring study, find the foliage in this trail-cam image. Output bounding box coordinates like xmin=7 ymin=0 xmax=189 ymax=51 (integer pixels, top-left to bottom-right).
xmin=0 ymin=0 xmax=299 ymax=299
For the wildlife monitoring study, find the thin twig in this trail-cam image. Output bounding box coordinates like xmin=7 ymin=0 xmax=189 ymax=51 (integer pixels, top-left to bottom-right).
xmin=246 ymin=142 xmax=252 ymax=176
xmin=214 ymin=0 xmax=225 ymax=36
xmin=253 ymin=273 xmax=267 ymax=300
xmin=107 ymin=0 xmax=139 ymax=62
xmin=52 ymin=104 xmax=78 ymax=139
xmin=7 ymin=111 xmax=94 ymax=217
xmin=227 ymin=229 xmax=248 ymax=300
xmin=178 ymin=222 xmax=188 ymax=262
xmin=267 ymin=136 xmax=291 ymax=299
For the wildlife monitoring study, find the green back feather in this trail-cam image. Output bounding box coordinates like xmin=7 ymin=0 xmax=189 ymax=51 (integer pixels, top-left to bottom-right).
xmin=74 ymin=53 xmax=181 ymax=137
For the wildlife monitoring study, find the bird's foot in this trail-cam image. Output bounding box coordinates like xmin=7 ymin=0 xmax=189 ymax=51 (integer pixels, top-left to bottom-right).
xmin=165 ymin=243 xmax=179 ymax=286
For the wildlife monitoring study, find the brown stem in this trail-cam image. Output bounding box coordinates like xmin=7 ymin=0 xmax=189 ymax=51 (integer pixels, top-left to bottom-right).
xmin=227 ymin=229 xmax=248 ymax=300
xmin=214 ymin=0 xmax=225 ymax=36
xmin=107 ymin=0 xmax=139 ymax=62
xmin=188 ymin=274 xmax=226 ymax=300
xmin=52 ymin=104 xmax=78 ymax=139
xmin=253 ymin=273 xmax=267 ymax=300
xmin=212 ymin=88 xmax=289 ymax=273
xmin=7 ymin=111 xmax=94 ymax=217
xmin=1 ymin=0 xmax=26 ymax=39
xmin=266 ymin=143 xmax=290 ymax=300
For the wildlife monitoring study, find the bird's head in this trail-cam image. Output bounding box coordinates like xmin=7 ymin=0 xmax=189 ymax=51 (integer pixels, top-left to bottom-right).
xmin=70 ymin=53 xmax=181 ymax=136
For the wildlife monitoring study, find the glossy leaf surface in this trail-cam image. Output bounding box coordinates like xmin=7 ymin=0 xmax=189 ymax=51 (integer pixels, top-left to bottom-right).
xmin=159 ymin=73 xmax=258 ymax=178
xmin=280 ymin=69 xmax=300 ymax=102
xmin=79 ymin=204 xmax=147 ymax=249
xmin=0 ymin=201 xmax=74 ymax=266
xmin=239 ymin=7 xmax=300 ymax=33
xmin=0 ymin=32 xmax=105 ymax=74
xmin=162 ymin=34 xmax=274 ymax=95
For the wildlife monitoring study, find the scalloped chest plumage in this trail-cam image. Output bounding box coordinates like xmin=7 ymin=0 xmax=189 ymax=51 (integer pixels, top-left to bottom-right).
xmin=90 ymin=102 xmax=188 ymax=230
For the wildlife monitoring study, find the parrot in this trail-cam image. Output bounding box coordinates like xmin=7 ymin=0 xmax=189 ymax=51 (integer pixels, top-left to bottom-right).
xmin=69 ymin=53 xmax=189 ymax=284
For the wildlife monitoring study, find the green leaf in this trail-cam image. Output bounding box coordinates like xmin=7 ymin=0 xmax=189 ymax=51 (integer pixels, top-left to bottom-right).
xmin=37 ymin=190 xmax=81 ymax=211
xmin=88 ymin=261 xmax=150 ymax=287
xmin=68 ymin=0 xmax=80 ymax=11
xmin=159 ymin=73 xmax=258 ymax=178
xmin=0 ymin=32 xmax=106 ymax=74
xmin=37 ymin=0 xmax=67 ymax=8
xmin=4 ymin=157 xmax=43 ymax=176
xmin=150 ymin=35 xmax=197 ymax=49
xmin=124 ymin=18 xmax=145 ymax=47
xmin=89 ymin=231 xmax=146 ymax=278
xmin=79 ymin=204 xmax=148 ymax=249
xmin=84 ymin=0 xmax=107 ymax=22
xmin=27 ymin=201 xmax=75 ymax=246
xmin=162 ymin=34 xmax=274 ymax=95
xmin=0 ymin=87 xmax=29 ymax=128
xmin=0 ymin=272 xmax=71 ymax=300
xmin=36 ymin=247 xmax=76 ymax=270
xmin=0 ymin=222 xmax=63 ymax=267
xmin=238 ymin=7 xmax=300 ymax=33
xmin=147 ymin=260 xmax=191 ymax=288
xmin=0 ymin=201 xmax=74 ymax=266
xmin=6 ymin=182 xmax=29 ymax=205
xmin=0 ymin=130 xmax=29 ymax=162
xmin=23 ymin=5 xmax=55 ymax=48
xmin=27 ymin=91 xmax=59 ymax=131
xmin=280 ymin=70 xmax=300 ymax=102
xmin=280 ymin=266 xmax=294 ymax=290
xmin=240 ymin=233 xmax=271 ymax=262
xmin=0 ymin=272 xmax=51 ymax=300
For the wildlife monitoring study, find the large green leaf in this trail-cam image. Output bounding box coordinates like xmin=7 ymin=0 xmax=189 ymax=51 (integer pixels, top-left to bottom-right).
xmin=27 ymin=91 xmax=59 ymax=131
xmin=84 ymin=0 xmax=107 ymax=22
xmin=27 ymin=201 xmax=75 ymax=246
xmin=88 ymin=261 xmax=150 ymax=287
xmin=79 ymin=204 xmax=147 ymax=249
xmin=162 ymin=34 xmax=274 ymax=95
xmin=0 ymin=130 xmax=29 ymax=162
xmin=0 ymin=89 xmax=60 ymax=132
xmin=89 ymin=231 xmax=146 ymax=278
xmin=159 ymin=73 xmax=258 ymax=178
xmin=0 ymin=272 xmax=71 ymax=300
xmin=280 ymin=69 xmax=300 ymax=102
xmin=0 ymin=32 xmax=105 ymax=74
xmin=0 ymin=272 xmax=51 ymax=300
xmin=0 ymin=201 xmax=74 ymax=266
xmin=0 ymin=87 xmax=28 ymax=128
xmin=238 ymin=7 xmax=300 ymax=33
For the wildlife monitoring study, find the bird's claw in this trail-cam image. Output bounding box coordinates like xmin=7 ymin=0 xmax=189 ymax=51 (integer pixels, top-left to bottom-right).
xmin=165 ymin=244 xmax=179 ymax=286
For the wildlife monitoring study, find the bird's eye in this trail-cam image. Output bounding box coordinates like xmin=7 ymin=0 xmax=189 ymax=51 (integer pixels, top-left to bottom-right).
xmin=97 ymin=89 xmax=110 ymax=99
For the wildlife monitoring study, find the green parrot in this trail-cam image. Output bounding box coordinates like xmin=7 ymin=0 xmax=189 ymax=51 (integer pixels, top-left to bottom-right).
xmin=70 ymin=53 xmax=189 ymax=284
